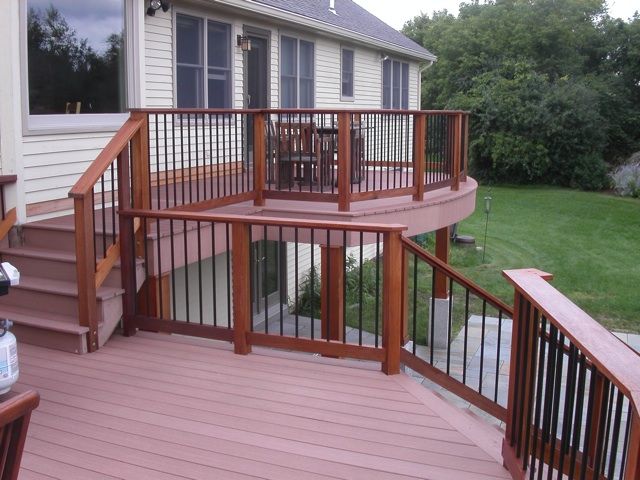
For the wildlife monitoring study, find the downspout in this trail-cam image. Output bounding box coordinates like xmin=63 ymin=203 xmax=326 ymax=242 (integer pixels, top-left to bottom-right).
xmin=418 ymin=60 xmax=434 ymax=109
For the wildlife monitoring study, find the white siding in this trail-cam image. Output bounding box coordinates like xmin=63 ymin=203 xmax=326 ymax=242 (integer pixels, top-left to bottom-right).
xmin=285 ymin=241 xmax=380 ymax=305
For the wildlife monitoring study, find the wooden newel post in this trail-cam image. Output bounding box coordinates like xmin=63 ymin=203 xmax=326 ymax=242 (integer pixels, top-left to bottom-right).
xmin=117 ymin=149 xmax=137 ymax=337
xmin=320 ymin=244 xmax=344 ymax=343
xmin=74 ymin=194 xmax=99 ymax=352
xmin=624 ymin=411 xmax=640 ymax=480
xmin=413 ymin=113 xmax=426 ymax=201
xmin=382 ymin=230 xmax=403 ymax=375
xmin=337 ymin=112 xmax=351 ymax=212
xmin=253 ymin=112 xmax=266 ymax=207
xmin=462 ymin=113 xmax=469 ymax=181
xmin=130 ymin=111 xmax=151 ymax=257
xmin=452 ymin=113 xmax=462 ymax=192
xmin=231 ymin=222 xmax=252 ymax=355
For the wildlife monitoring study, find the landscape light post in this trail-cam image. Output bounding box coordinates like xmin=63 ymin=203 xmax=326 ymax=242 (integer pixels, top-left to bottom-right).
xmin=482 ymin=194 xmax=492 ymax=262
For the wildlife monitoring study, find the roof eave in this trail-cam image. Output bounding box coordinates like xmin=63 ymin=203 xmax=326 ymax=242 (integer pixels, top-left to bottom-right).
xmin=209 ymin=0 xmax=436 ymax=62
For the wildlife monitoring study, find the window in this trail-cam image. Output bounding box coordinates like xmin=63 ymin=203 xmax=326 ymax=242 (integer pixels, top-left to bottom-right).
xmin=176 ymin=13 xmax=231 ymax=108
xmin=341 ymin=48 xmax=354 ymax=100
xmin=280 ymin=36 xmax=314 ymax=108
xmin=382 ymin=58 xmax=409 ymax=109
xmin=26 ymin=0 xmax=126 ymax=116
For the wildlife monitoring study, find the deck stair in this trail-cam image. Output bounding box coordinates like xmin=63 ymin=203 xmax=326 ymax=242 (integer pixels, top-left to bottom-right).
xmin=0 ymin=216 xmax=143 ymax=354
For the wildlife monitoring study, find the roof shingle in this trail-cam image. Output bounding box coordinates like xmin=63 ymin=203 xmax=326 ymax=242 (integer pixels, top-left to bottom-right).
xmin=249 ymin=0 xmax=434 ymax=60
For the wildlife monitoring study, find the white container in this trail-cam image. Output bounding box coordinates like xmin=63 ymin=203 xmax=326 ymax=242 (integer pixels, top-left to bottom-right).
xmin=0 ymin=329 xmax=18 ymax=394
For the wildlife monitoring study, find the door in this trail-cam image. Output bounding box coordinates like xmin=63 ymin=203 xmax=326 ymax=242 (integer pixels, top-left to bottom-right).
xmin=245 ymin=31 xmax=269 ymax=153
xmin=252 ymin=240 xmax=286 ymax=319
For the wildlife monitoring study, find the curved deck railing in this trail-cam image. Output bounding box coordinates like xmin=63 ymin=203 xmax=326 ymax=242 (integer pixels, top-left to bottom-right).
xmin=69 ymin=107 xmax=470 ymax=351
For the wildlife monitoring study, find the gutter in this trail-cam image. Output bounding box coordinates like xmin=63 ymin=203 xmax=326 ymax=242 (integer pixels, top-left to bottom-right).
xmin=208 ymin=0 xmax=437 ymax=62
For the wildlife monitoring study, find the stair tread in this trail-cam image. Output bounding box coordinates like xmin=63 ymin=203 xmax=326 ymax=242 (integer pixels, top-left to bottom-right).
xmin=9 ymin=275 xmax=123 ymax=300
xmin=0 ymin=305 xmax=90 ymax=335
xmin=0 ymin=246 xmax=77 ymax=262
xmin=1 ymin=245 xmax=144 ymax=267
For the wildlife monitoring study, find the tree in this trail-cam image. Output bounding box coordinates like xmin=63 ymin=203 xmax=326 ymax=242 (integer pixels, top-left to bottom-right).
xmin=403 ymin=0 xmax=640 ymax=188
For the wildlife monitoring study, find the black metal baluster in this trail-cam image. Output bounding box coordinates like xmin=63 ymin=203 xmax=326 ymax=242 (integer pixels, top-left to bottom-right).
xmin=197 ymin=221 xmax=203 ymax=325
xmin=211 ymin=220 xmax=218 ymax=327
xmin=183 ymin=219 xmax=190 ymax=323
xmin=529 ymin=316 xmax=548 ymax=480
xmin=170 ymin=219 xmax=176 ymax=320
xmin=463 ymin=288 xmax=470 ymax=384
xmin=310 ymin=228 xmax=315 ymax=340
xmin=294 ymin=227 xmax=299 ymax=338
xmin=358 ymin=231 xmax=364 ymax=346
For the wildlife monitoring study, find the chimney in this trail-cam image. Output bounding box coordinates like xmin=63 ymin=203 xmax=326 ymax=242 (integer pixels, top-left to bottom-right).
xmin=329 ymin=0 xmax=337 ymax=15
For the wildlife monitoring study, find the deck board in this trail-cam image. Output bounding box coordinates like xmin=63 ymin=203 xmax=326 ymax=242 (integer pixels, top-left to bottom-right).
xmin=16 ymin=333 xmax=510 ymax=480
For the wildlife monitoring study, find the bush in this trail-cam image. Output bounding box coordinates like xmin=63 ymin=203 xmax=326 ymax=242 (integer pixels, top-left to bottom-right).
xmin=611 ymin=154 xmax=640 ymax=198
xmin=570 ymin=153 xmax=611 ymax=191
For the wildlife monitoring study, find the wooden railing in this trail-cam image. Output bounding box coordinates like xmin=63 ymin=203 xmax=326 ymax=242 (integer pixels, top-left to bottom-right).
xmin=0 ymin=390 xmax=40 ymax=480
xmin=70 ymin=107 xmax=469 ymax=352
xmin=138 ymin=108 xmax=470 ymax=212
xmin=118 ymin=207 xmax=407 ymax=373
xmin=502 ymin=269 xmax=640 ymax=480
xmin=0 ymin=175 xmax=17 ymax=244
xmin=400 ymin=237 xmax=513 ymax=421
xmin=68 ymin=113 xmax=148 ymax=352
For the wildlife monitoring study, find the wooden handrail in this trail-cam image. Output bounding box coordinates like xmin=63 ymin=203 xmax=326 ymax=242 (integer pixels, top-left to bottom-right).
xmin=131 ymin=107 xmax=471 ymax=115
xmin=503 ymin=268 xmax=640 ymax=412
xmin=402 ymin=237 xmax=514 ymax=316
xmin=119 ymin=208 xmax=408 ymax=233
xmin=69 ymin=118 xmax=143 ymax=198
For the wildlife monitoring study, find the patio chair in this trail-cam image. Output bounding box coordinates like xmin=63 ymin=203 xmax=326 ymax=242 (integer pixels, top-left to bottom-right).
xmin=274 ymin=122 xmax=331 ymax=189
xmin=0 ymin=390 xmax=40 ymax=480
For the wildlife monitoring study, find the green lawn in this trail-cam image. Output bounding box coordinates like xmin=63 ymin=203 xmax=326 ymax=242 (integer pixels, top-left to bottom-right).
xmin=450 ymin=186 xmax=640 ymax=332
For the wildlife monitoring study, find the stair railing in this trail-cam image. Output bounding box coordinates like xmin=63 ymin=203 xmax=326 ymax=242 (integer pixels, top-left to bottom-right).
xmin=502 ymin=268 xmax=640 ymax=480
xmin=400 ymin=237 xmax=513 ymax=421
xmin=68 ymin=112 xmax=150 ymax=352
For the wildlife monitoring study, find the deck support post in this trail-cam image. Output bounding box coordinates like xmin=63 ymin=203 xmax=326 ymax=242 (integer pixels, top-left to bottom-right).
xmin=320 ymin=244 xmax=344 ymax=344
xmin=382 ymin=230 xmax=402 ymax=375
xmin=428 ymin=226 xmax=450 ymax=349
xmin=232 ymin=222 xmax=252 ymax=355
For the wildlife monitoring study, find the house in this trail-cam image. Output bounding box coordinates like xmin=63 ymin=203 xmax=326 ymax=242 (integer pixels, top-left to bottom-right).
xmin=0 ymin=1 xmax=638 ymax=479
xmin=0 ymin=0 xmax=435 ymax=225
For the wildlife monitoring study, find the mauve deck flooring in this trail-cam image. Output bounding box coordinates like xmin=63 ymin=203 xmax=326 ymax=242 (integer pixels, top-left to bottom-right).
xmin=14 ymin=332 xmax=509 ymax=480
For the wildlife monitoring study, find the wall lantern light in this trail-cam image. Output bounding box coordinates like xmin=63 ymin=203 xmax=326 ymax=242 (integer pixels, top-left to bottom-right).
xmin=237 ymin=35 xmax=252 ymax=52
xmin=147 ymin=0 xmax=171 ymax=16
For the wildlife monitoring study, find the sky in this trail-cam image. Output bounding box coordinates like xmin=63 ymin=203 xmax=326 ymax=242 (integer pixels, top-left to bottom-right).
xmin=353 ymin=0 xmax=639 ymax=30
xmin=29 ymin=0 xmax=123 ymax=53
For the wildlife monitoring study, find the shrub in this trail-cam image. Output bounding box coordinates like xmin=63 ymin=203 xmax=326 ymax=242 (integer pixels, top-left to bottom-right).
xmin=611 ymin=154 xmax=640 ymax=198
xmin=570 ymin=153 xmax=611 ymax=191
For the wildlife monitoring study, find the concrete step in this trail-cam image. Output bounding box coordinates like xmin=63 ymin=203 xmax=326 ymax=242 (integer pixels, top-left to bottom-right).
xmin=0 ymin=276 xmax=123 ymax=327
xmin=0 ymin=305 xmax=90 ymax=354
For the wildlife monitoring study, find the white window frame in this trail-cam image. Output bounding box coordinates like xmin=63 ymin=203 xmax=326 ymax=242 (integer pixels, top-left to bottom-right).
xmin=340 ymin=47 xmax=354 ymax=102
xmin=382 ymin=58 xmax=410 ymax=109
xmin=19 ymin=0 xmax=136 ymax=135
xmin=174 ymin=10 xmax=233 ymax=110
xmin=279 ymin=34 xmax=315 ymax=108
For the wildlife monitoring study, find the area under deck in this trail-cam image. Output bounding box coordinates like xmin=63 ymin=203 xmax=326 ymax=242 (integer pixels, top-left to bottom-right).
xmin=14 ymin=332 xmax=509 ymax=480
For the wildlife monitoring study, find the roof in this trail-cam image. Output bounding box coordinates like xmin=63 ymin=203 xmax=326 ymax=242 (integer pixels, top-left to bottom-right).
xmin=246 ymin=0 xmax=435 ymax=61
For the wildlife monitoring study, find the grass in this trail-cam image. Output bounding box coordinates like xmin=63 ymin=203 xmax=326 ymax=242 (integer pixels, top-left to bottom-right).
xmin=452 ymin=185 xmax=640 ymax=332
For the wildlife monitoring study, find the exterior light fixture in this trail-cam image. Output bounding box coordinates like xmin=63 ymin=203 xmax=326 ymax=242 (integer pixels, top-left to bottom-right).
xmin=147 ymin=0 xmax=170 ymax=16
xmin=236 ymin=35 xmax=252 ymax=52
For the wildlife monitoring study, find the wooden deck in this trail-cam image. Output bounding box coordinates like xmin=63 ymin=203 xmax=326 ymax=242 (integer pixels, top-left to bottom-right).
xmin=13 ymin=332 xmax=510 ymax=480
